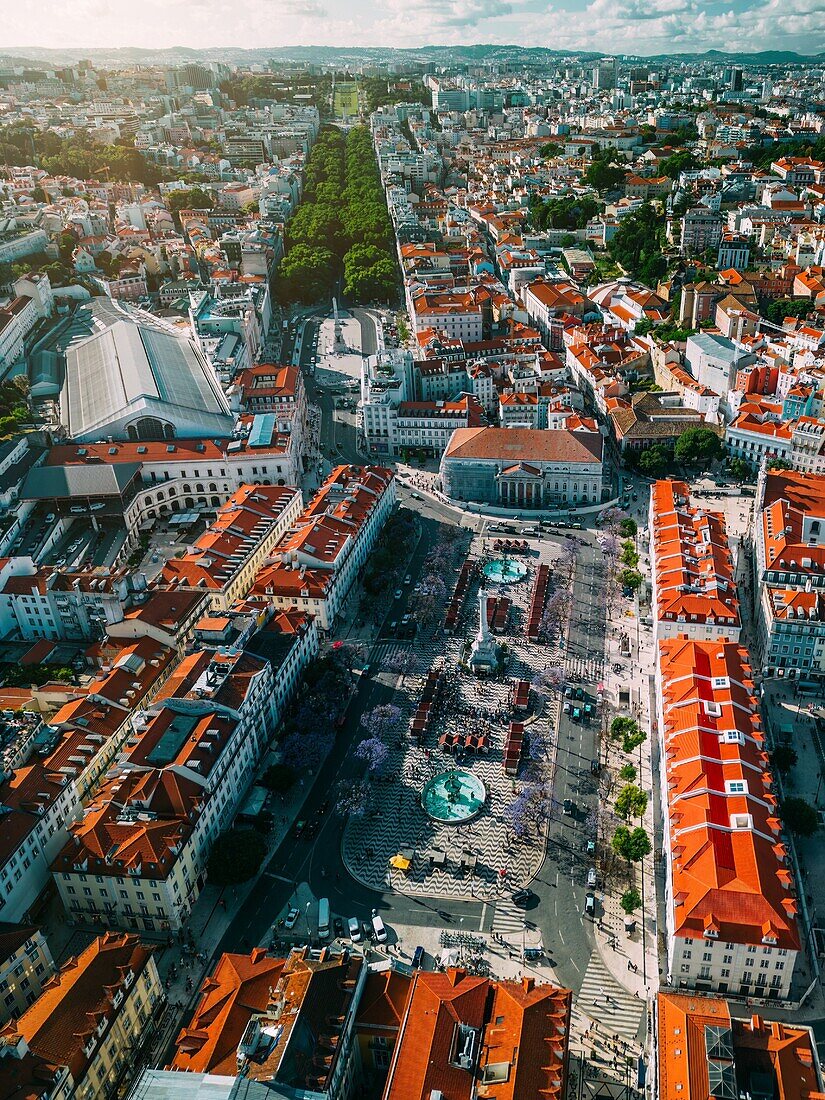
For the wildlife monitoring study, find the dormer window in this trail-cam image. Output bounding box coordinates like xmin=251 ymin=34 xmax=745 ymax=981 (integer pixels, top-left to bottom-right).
xmin=731 ymin=813 xmax=753 ymax=830
xmin=722 ymin=730 xmax=745 ymax=746
xmin=726 ymin=780 xmax=748 ymax=795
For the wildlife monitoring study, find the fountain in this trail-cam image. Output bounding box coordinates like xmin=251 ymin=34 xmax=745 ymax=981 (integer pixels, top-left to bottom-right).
xmin=483 ymin=557 xmax=528 ymax=584
xmin=421 ymin=769 xmax=487 ymax=824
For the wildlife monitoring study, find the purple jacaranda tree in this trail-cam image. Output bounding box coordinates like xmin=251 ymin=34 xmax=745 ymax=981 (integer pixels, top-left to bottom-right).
xmin=355 ymin=735 xmax=391 ymax=777
xmin=599 ymin=532 xmax=621 ymax=560
xmin=532 ymin=665 xmax=566 ymax=693
xmin=334 ymin=778 xmax=373 ymax=818
xmin=280 ymin=726 xmax=335 ymax=771
xmin=360 ymin=703 xmax=403 ymax=740
xmin=416 ymin=573 xmax=448 ymax=624
xmin=335 ymin=641 xmax=368 ymax=672
xmin=505 ymin=782 xmax=553 ymax=839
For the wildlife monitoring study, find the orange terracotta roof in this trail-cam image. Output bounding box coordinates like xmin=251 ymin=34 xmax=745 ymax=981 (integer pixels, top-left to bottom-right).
xmin=658 ymin=992 xmax=825 ymax=1100
xmin=0 ymin=933 xmax=153 ymax=1086
xmin=172 ymin=949 xmax=286 ymax=1075
xmin=659 ymin=638 xmax=800 ymax=951
xmin=651 ymin=480 xmax=740 ymax=629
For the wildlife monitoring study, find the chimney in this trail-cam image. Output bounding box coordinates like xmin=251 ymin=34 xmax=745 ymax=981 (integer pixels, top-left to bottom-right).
xmin=522 ymin=976 xmax=535 ymax=994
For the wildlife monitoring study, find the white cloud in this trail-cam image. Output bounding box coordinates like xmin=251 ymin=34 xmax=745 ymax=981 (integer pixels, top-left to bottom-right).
xmin=2 ymin=0 xmax=823 ymax=53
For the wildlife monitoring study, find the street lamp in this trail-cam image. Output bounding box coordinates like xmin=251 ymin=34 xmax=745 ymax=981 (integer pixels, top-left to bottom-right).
xmin=305 ymin=901 xmax=312 ymax=939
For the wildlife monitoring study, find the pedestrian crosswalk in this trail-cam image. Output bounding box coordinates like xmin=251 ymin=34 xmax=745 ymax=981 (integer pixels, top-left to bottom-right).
xmin=492 ymin=902 xmax=528 ymax=940
xmin=565 ymin=654 xmax=604 ymax=684
xmin=575 ymin=951 xmax=644 ymax=1042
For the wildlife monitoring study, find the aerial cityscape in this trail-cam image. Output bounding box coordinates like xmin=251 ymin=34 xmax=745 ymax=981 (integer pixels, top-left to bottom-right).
xmin=0 ymin=30 xmax=824 ymax=1100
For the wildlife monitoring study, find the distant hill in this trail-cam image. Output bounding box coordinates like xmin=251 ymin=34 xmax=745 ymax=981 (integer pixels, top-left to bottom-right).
xmin=0 ymin=43 xmax=823 ymax=69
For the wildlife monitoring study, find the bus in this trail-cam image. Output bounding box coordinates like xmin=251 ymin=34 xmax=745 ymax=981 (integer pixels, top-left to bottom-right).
xmin=318 ymin=898 xmax=330 ymax=940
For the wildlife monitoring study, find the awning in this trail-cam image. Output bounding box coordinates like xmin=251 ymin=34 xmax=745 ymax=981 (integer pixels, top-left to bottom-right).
xmin=389 ymin=854 xmax=411 ymax=871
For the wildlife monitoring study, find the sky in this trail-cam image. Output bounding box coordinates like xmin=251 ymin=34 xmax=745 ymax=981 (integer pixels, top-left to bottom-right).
xmin=3 ymin=0 xmax=825 ymax=57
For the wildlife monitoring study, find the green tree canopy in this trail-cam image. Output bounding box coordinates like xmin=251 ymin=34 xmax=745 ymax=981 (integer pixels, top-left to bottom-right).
xmin=781 ymin=797 xmax=819 ymax=837
xmin=771 ymin=746 xmax=798 ymax=775
xmin=674 ymin=426 xmax=724 ymax=468
xmin=636 ymin=444 xmax=673 ymax=477
xmin=659 ymin=150 xmax=698 ymax=179
xmin=618 ymin=568 xmax=643 ymax=593
xmin=167 ymin=187 xmax=214 ymax=214
xmin=608 ymin=202 xmax=667 ymax=284
xmin=207 ymin=828 xmax=267 ymax=885
xmin=615 ymin=783 xmax=649 ymax=819
xmin=728 ymin=457 xmax=754 ymax=482
xmin=620 ymin=888 xmax=642 ymax=914
xmin=585 ymin=159 xmax=626 ymax=193
xmin=612 ymin=825 xmax=652 ymax=862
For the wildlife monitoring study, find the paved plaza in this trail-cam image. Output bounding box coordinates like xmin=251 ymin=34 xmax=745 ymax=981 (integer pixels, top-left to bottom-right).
xmin=343 ymin=534 xmax=565 ymax=902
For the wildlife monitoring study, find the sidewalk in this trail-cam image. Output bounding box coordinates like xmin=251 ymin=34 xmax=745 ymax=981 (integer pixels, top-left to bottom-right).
xmin=590 ymin=530 xmax=659 ymax=1002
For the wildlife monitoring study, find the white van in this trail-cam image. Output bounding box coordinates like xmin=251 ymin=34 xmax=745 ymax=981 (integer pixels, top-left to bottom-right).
xmin=318 ymin=898 xmax=330 ymax=940
xmin=371 ymin=912 xmax=387 ymax=943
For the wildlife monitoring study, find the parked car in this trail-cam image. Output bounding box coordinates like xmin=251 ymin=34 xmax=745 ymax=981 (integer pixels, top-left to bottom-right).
xmin=348 ymin=917 xmax=362 ymax=943
xmin=412 ymin=945 xmax=425 ymax=969
xmin=371 ymin=912 xmax=388 ymax=943
xmin=585 ymin=893 xmax=596 ymax=916
xmin=333 ymin=916 xmax=345 ymax=938
xmin=587 ymin=868 xmax=598 ymax=887
xmin=563 ymin=798 xmax=575 ymax=816
xmin=394 ymin=589 xmax=403 ymax=600
xmin=284 ymin=907 xmax=300 ymax=930
xmin=586 ymin=839 xmax=596 ymax=856
xmin=511 ymin=888 xmax=537 ymax=908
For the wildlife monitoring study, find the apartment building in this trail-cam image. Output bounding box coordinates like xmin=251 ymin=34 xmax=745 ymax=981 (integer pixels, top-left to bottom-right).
xmin=753 ymin=469 xmax=825 ymax=680
xmin=392 ymin=395 xmax=485 ymax=457
xmin=717 ymin=232 xmax=751 ymax=271
xmin=522 ymin=278 xmax=588 ymax=349
xmin=171 ymin=946 xmax=367 ymax=1100
xmin=649 ymin=480 xmax=741 ymax=642
xmin=411 ymin=290 xmax=484 ymax=342
xmin=0 ymin=923 xmax=55 ymax=1022
xmin=158 ymin=483 xmax=302 ymax=611
xmin=681 ymin=207 xmax=725 ymax=255
xmin=251 ymin=465 xmax=396 ymax=632
xmin=0 ymin=634 xmax=175 ymax=926
xmin=657 ymin=993 xmax=825 ymax=1100
xmin=105 ymin=589 xmax=210 ymax=654
xmin=383 ymin=969 xmax=571 ymax=1100
xmin=232 ymin=363 xmax=307 ymax=447
xmin=589 ymin=279 xmax=669 ymax=332
xmin=0 ymin=932 xmax=163 ymax=1100
xmin=51 ymin=609 xmax=308 ymax=933
xmin=54 ymin=710 xmax=240 ymax=932
xmin=726 ymin=403 xmax=825 ymax=475
xmin=656 ymin=638 xmax=800 ymax=998
xmin=0 ymin=559 xmax=137 ymax=642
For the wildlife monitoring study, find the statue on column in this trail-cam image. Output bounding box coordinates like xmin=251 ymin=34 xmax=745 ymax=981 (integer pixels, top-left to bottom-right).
xmin=468 ymin=587 xmax=500 ymax=675
xmin=332 ymin=297 xmax=347 ymax=354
